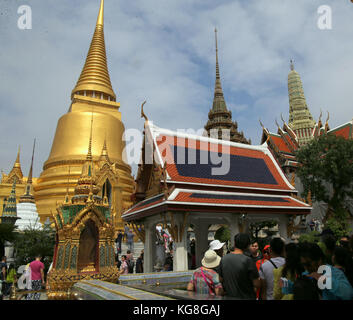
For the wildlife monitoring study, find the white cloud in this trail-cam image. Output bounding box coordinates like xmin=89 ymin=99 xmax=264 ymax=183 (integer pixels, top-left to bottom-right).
xmin=0 ymin=0 xmax=352 ymax=178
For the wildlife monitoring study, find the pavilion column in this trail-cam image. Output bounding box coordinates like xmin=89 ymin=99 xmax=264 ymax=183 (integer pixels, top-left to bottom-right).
xmin=194 ymin=222 xmax=209 ymax=268
xmin=143 ymin=219 xmax=154 ymax=273
xmin=278 ymin=215 xmax=289 ymax=241
xmin=173 ymin=214 xmax=188 ymax=271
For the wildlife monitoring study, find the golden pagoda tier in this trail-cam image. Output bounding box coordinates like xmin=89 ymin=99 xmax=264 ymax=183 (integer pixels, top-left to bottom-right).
xmin=34 ymin=0 xmax=134 ymax=228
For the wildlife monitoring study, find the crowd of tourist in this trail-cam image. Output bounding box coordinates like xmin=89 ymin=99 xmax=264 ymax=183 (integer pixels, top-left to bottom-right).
xmin=187 ymin=231 xmax=353 ymax=300
xmin=1 ymin=254 xmax=45 ymax=300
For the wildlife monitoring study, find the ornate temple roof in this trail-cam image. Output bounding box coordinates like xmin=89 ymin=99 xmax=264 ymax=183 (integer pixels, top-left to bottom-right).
xmin=328 ymin=120 xmax=353 ymax=139
xmin=2 ymin=147 xmax=24 ymax=184
xmin=123 ymin=121 xmax=311 ymax=221
xmin=149 ymin=122 xmax=294 ymax=192
xmin=71 ymin=0 xmax=116 ymax=101
xmin=204 ymin=29 xmax=250 ymax=144
xmin=260 ymin=112 xmax=352 ymax=172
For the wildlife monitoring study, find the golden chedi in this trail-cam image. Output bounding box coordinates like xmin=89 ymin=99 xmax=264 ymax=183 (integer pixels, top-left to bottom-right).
xmin=34 ymin=0 xmax=134 ymax=228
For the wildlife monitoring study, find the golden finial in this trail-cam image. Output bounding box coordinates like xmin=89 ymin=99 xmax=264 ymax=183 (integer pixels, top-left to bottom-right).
xmin=97 ymin=0 xmax=104 ymax=26
xmin=14 ymin=146 xmax=21 ymax=168
xmin=290 ymin=59 xmax=294 ymax=71
xmin=275 ymin=119 xmax=281 ymax=130
xmin=259 ymin=119 xmax=264 ymax=129
xmin=280 ymin=113 xmax=286 ymax=124
xmin=318 ymin=109 xmax=323 ymax=125
xmin=100 ymin=133 xmax=111 ymax=163
xmin=325 ymin=111 xmax=330 ymax=133
xmin=103 ymin=181 xmax=109 ymax=206
xmin=325 ymin=111 xmax=330 ymax=124
xmin=141 ymin=100 xmax=148 ymax=122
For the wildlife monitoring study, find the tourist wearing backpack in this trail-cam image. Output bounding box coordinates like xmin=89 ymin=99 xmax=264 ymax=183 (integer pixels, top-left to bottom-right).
xmin=126 ymin=250 xmax=135 ymax=273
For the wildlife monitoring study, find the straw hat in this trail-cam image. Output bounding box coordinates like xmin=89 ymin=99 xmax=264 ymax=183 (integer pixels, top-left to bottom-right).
xmin=201 ymin=250 xmax=221 ymax=269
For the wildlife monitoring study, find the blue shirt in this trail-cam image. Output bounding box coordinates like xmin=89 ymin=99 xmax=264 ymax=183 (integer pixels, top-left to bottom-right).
xmin=322 ymin=266 xmax=353 ymax=300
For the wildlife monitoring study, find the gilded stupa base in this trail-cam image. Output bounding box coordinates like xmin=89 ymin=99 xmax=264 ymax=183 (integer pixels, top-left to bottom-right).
xmin=47 ymin=267 xmax=119 ymax=300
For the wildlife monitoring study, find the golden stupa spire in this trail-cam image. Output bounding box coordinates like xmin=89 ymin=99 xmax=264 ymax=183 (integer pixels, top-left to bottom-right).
xmin=6 ymin=146 xmax=24 ymax=183
xmin=214 ymin=28 xmax=224 ymax=99
xmin=100 ymin=134 xmax=111 ymax=163
xmin=74 ymin=114 xmax=99 ymax=197
xmin=27 ymin=139 xmax=35 ymax=185
xmin=14 ymin=146 xmax=21 ymax=168
xmin=19 ymin=139 xmax=36 ymax=204
xmin=71 ymin=0 xmax=116 ymax=101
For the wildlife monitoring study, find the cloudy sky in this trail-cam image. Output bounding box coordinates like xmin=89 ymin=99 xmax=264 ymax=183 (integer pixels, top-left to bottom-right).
xmin=0 ymin=0 xmax=352 ymax=178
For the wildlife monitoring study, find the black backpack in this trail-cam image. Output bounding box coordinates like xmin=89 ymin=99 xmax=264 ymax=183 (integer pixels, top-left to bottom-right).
xmin=127 ymin=259 xmax=135 ymax=273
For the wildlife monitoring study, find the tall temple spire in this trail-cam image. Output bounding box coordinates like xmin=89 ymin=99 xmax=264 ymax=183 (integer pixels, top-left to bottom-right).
xmin=14 ymin=146 xmax=21 ymax=169
xmin=74 ymin=114 xmax=99 ymax=197
xmin=287 ymin=60 xmax=315 ymax=145
xmin=19 ymin=139 xmax=36 ymax=203
xmin=100 ymin=134 xmax=111 ymax=164
xmin=87 ymin=111 xmax=94 ymax=163
xmin=27 ymin=139 xmax=35 ymax=185
xmin=204 ymin=28 xmax=250 ymax=144
xmin=71 ymin=0 xmax=116 ymax=101
xmin=214 ymin=28 xmax=224 ymax=100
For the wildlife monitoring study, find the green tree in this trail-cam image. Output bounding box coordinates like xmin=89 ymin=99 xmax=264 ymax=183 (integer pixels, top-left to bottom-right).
xmin=298 ymin=230 xmax=320 ymax=244
xmin=296 ymin=134 xmax=353 ymax=238
xmin=214 ymin=226 xmax=230 ymax=244
xmin=249 ymin=220 xmax=277 ymax=243
xmin=12 ymin=225 xmax=56 ymax=273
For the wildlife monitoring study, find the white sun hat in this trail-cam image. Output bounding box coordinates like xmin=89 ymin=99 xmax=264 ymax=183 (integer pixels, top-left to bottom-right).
xmin=209 ymin=239 xmax=225 ymax=251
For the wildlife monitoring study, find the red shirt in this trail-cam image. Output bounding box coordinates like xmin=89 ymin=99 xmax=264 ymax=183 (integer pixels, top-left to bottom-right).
xmin=30 ymin=260 xmax=44 ymax=281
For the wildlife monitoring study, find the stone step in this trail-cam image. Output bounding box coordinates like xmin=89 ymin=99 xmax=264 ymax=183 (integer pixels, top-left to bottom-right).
xmin=118 ymin=241 xmax=144 ymax=261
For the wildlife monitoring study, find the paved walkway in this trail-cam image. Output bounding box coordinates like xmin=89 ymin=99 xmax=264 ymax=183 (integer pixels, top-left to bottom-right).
xmin=3 ymin=291 xmax=48 ymax=300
